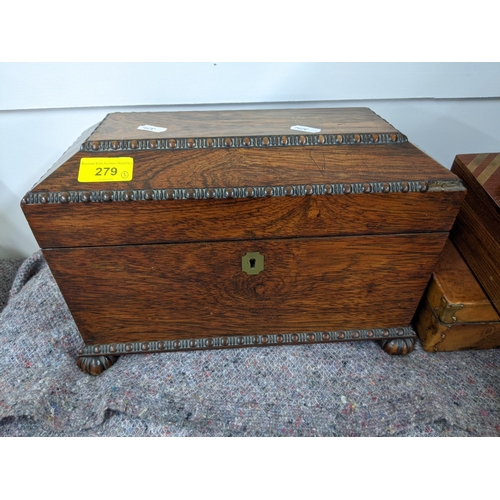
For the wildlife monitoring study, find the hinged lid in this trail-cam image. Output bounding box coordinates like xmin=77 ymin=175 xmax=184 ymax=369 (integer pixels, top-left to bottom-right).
xmin=22 ymin=107 xmax=465 ymax=249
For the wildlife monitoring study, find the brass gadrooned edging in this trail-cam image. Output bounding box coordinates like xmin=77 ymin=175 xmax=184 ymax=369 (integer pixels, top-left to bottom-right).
xmin=81 ymin=132 xmax=409 ymax=152
xmin=78 ymin=326 xmax=416 ymax=357
xmin=21 ymin=179 xmax=464 ymax=205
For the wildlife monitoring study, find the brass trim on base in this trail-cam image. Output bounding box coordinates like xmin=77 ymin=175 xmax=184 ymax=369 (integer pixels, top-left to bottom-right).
xmin=78 ymin=326 xmax=416 ymax=357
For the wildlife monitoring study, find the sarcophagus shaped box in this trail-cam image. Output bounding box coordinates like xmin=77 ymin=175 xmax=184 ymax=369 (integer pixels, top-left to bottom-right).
xmin=21 ymin=108 xmax=465 ymax=374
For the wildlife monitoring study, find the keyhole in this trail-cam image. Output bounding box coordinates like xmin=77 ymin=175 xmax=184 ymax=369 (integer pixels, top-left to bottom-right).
xmin=242 ymin=252 xmax=264 ymax=275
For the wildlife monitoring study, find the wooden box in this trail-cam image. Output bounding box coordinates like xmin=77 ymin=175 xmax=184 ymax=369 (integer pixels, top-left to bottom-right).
xmin=450 ymin=153 xmax=500 ymax=315
xmin=414 ymin=239 xmax=500 ymax=352
xmin=21 ymin=108 xmax=466 ymax=374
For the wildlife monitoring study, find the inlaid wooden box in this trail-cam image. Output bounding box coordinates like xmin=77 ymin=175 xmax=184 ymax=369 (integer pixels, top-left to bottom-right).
xmin=414 ymin=239 xmax=500 ymax=352
xmin=21 ymin=108 xmax=466 ymax=374
xmin=449 ymin=153 xmax=500 ymax=315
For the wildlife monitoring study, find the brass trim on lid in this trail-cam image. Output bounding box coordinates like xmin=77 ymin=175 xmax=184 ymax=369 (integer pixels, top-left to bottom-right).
xmin=80 ymin=132 xmax=409 ymax=152
xmin=21 ymin=179 xmax=465 ymax=205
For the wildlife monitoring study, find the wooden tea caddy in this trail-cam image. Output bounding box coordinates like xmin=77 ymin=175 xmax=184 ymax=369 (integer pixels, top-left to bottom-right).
xmin=21 ymin=108 xmax=466 ymax=375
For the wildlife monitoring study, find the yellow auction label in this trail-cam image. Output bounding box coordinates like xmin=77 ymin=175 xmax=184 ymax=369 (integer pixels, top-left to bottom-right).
xmin=78 ymin=157 xmax=134 ymax=182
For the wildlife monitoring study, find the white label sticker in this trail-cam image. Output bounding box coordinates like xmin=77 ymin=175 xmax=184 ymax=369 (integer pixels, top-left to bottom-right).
xmin=290 ymin=125 xmax=321 ymax=133
xmin=137 ymin=125 xmax=167 ymax=133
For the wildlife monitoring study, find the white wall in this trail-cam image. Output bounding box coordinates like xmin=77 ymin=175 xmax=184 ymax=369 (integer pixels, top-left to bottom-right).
xmin=1 ymin=63 xmax=500 ymax=259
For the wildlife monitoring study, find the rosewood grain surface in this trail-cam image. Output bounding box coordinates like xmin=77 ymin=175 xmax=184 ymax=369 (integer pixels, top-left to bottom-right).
xmin=88 ymin=108 xmax=398 ymax=141
xmin=44 ymin=233 xmax=448 ymax=345
xmin=24 ymin=190 xmax=464 ymax=248
xmin=29 ymin=144 xmax=458 ymax=194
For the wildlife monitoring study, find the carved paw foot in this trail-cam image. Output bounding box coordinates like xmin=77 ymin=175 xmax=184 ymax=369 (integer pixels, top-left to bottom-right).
xmin=77 ymin=355 xmax=119 ymax=375
xmin=378 ymin=337 xmax=415 ymax=356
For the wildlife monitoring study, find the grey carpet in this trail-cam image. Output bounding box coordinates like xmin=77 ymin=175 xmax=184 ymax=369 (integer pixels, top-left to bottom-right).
xmin=0 ymin=258 xmax=24 ymax=312
xmin=1 ymin=252 xmax=499 ymax=436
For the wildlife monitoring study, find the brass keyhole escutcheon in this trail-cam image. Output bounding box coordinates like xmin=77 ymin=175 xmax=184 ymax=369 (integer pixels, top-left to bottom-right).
xmin=242 ymin=252 xmax=264 ymax=275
